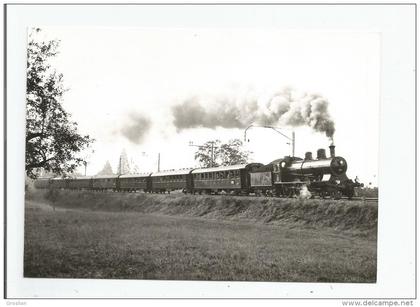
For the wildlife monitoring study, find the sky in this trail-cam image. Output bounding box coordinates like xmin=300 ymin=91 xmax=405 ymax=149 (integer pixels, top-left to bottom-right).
xmin=33 ymin=27 xmax=380 ymax=186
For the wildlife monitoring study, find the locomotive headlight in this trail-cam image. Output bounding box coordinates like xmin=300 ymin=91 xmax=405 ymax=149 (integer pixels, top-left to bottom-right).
xmin=330 ymin=157 xmax=348 ymax=175
xmin=280 ymin=161 xmax=286 ymax=168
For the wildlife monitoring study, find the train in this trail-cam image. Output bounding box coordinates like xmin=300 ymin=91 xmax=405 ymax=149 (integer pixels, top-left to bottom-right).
xmin=34 ymin=144 xmax=361 ymax=200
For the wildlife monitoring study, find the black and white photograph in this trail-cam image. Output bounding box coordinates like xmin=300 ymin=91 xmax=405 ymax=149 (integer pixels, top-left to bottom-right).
xmin=4 ymin=3 xmax=416 ymax=302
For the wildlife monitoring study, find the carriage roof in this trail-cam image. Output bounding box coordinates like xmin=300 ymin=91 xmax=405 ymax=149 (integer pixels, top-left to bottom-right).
xmin=150 ymin=169 xmax=193 ymax=177
xmin=119 ymin=173 xmax=152 ymax=178
xmin=71 ymin=176 xmax=92 ymax=180
xmin=92 ymin=175 xmax=119 ymax=179
xmin=191 ymin=163 xmax=262 ymax=174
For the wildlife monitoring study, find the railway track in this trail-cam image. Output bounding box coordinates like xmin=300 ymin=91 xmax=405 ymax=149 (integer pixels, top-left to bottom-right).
xmin=63 ymin=188 xmax=378 ymax=202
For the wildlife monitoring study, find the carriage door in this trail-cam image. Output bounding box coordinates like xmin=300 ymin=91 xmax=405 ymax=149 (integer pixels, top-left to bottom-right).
xmin=273 ymin=163 xmax=282 ymax=183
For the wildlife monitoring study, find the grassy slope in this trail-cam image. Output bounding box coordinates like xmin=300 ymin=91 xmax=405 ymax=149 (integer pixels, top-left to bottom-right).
xmin=38 ymin=189 xmax=378 ymax=237
xmin=24 ymin=190 xmax=377 ymax=282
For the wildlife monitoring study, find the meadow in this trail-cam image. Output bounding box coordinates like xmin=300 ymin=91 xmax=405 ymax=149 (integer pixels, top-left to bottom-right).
xmin=24 ymin=190 xmax=377 ymax=282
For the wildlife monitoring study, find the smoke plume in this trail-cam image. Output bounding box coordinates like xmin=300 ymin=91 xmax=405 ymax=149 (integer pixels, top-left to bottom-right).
xmin=299 ymin=185 xmax=312 ymax=200
xmin=171 ymin=87 xmax=335 ymax=139
xmin=120 ymin=113 xmax=151 ymax=144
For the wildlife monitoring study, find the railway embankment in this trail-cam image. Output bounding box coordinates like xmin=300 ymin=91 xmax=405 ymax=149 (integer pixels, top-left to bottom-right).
xmin=28 ymin=189 xmax=377 ymax=237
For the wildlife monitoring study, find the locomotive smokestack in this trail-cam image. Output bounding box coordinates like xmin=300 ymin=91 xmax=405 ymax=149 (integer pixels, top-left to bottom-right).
xmin=305 ymin=152 xmax=313 ymax=160
xmin=317 ymin=148 xmax=327 ymax=160
xmin=329 ymin=144 xmax=335 ymax=158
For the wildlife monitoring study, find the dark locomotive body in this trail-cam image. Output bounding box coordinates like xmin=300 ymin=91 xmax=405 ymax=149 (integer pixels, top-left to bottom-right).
xmin=248 ymin=145 xmax=359 ymax=199
xmin=33 ymin=144 xmax=360 ymax=200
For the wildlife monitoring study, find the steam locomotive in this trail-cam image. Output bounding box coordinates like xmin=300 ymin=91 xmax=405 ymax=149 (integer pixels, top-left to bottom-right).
xmin=34 ymin=144 xmax=361 ymax=200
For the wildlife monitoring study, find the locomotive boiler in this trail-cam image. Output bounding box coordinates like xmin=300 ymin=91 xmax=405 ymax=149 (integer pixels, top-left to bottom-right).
xmin=250 ymin=144 xmax=359 ymax=199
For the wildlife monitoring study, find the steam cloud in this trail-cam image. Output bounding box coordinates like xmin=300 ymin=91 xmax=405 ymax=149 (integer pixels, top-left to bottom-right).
xmin=172 ymin=88 xmax=335 ymax=139
xmin=120 ymin=113 xmax=151 ymax=144
xmin=299 ymin=185 xmax=312 ymax=200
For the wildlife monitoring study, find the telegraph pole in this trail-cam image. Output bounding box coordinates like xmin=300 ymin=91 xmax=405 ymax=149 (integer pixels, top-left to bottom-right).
xmin=292 ymin=131 xmax=295 ymax=157
xmin=210 ymin=141 xmax=215 ymax=167
xmin=157 ymin=153 xmax=160 ymax=172
xmin=189 ymin=141 xmax=217 ymax=167
xmin=118 ymin=155 xmax=122 ymax=175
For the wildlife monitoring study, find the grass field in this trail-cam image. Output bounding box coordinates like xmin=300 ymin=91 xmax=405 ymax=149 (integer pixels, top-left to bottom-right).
xmin=24 ymin=190 xmax=377 ymax=282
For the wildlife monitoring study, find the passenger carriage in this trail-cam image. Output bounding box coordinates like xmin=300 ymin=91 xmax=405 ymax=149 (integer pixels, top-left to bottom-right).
xmin=92 ymin=175 xmax=118 ymax=191
xmin=150 ymin=169 xmax=193 ymax=193
xmin=33 ymin=177 xmax=51 ymax=189
xmin=50 ymin=177 xmax=68 ymax=189
xmin=68 ymin=176 xmax=93 ymax=190
xmin=118 ymin=173 xmax=152 ymax=192
xmin=191 ymin=163 xmax=263 ymax=195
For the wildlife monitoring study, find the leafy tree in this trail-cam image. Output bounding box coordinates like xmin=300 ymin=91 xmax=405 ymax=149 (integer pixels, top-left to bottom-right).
xmin=194 ymin=139 xmax=250 ymax=168
xmin=26 ymin=28 xmax=93 ymax=178
xmin=219 ymin=139 xmax=250 ymax=166
xmin=194 ymin=140 xmax=221 ymax=168
xmin=97 ymin=160 xmax=114 ymax=176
